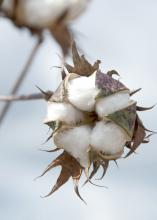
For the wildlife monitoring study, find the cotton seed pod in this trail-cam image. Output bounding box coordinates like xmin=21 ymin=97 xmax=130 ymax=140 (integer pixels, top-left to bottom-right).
xmin=40 ymin=43 xmax=154 ymax=202
xmin=1 ymin=0 xmax=90 ymax=54
xmin=1 ymin=0 xmax=88 ymax=28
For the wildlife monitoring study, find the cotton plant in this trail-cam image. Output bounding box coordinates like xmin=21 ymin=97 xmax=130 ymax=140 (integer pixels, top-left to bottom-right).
xmin=38 ymin=42 xmax=153 ymax=202
xmin=0 ymin=0 xmax=90 ymax=54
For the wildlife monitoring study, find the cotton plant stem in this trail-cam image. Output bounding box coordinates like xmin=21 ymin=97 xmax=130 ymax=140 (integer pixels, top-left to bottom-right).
xmin=0 ymin=93 xmax=44 ymax=101
xmin=0 ymin=37 xmax=42 ymax=125
xmin=0 ymin=0 xmax=3 ymax=6
xmin=0 ymin=90 xmax=53 ymax=101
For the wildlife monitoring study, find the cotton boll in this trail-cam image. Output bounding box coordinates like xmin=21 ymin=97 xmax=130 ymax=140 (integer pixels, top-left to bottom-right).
xmin=96 ymin=91 xmax=130 ymax=117
xmin=18 ymin=0 xmax=70 ymax=28
xmin=45 ymin=102 xmax=84 ymax=125
xmin=54 ymin=125 xmax=92 ymax=167
xmin=90 ymin=121 xmax=128 ymax=155
xmin=1 ymin=0 xmax=89 ymax=28
xmin=68 ymin=72 xmax=99 ymax=112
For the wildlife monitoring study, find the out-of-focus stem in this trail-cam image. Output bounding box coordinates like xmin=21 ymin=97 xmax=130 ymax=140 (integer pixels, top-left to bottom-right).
xmin=0 ymin=37 xmax=43 ymax=126
xmin=0 ymin=93 xmax=44 ymax=101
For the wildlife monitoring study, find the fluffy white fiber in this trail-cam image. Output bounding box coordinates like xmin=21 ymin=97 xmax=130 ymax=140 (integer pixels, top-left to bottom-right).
xmin=68 ymin=72 xmax=99 ymax=112
xmin=45 ymin=102 xmax=84 ymax=124
xmin=54 ymin=125 xmax=92 ymax=167
xmin=90 ymin=121 xmax=128 ymax=155
xmin=1 ymin=0 xmax=88 ymax=28
xmin=96 ymin=91 xmax=130 ymax=117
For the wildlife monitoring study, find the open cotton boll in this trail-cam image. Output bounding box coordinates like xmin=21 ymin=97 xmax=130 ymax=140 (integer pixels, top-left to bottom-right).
xmin=2 ymin=0 xmax=88 ymax=28
xmin=68 ymin=72 xmax=99 ymax=112
xmin=45 ymin=102 xmax=84 ymax=125
xmin=90 ymin=121 xmax=128 ymax=155
xmin=96 ymin=91 xmax=130 ymax=117
xmin=54 ymin=125 xmax=92 ymax=167
xmin=17 ymin=0 xmax=70 ymax=28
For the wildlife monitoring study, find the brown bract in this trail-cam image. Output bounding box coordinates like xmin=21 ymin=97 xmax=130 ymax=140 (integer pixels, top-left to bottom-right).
xmin=62 ymin=42 xmax=101 ymax=78
xmin=39 ymin=151 xmax=85 ymax=203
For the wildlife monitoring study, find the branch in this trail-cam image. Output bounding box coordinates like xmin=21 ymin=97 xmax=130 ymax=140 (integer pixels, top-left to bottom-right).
xmin=0 ymin=0 xmax=3 ymax=6
xmin=0 ymin=93 xmax=44 ymax=101
xmin=0 ymin=36 xmax=43 ymax=126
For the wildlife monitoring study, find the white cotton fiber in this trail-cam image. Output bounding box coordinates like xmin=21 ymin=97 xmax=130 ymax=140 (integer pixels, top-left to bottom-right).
xmin=54 ymin=125 xmax=92 ymax=167
xmin=90 ymin=121 xmax=127 ymax=155
xmin=96 ymin=91 xmax=130 ymax=117
xmin=68 ymin=72 xmax=99 ymax=112
xmin=45 ymin=102 xmax=84 ymax=124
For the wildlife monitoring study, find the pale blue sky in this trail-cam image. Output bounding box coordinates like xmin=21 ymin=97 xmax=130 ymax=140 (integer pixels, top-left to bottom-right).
xmin=0 ymin=0 xmax=157 ymax=220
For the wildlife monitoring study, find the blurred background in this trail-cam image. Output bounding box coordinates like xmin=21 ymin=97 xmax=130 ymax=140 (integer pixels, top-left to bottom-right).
xmin=0 ymin=0 xmax=157 ymax=219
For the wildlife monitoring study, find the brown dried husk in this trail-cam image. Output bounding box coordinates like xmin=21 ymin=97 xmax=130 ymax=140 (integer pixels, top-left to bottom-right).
xmin=62 ymin=42 xmax=101 ymax=78
xmin=125 ymin=114 xmax=149 ymax=158
xmin=39 ymin=151 xmax=85 ymax=203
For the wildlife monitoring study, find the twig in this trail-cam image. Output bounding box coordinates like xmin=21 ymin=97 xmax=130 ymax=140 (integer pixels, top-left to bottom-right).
xmin=0 ymin=93 xmax=44 ymax=101
xmin=0 ymin=0 xmax=3 ymax=6
xmin=0 ymin=36 xmax=43 ymax=126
